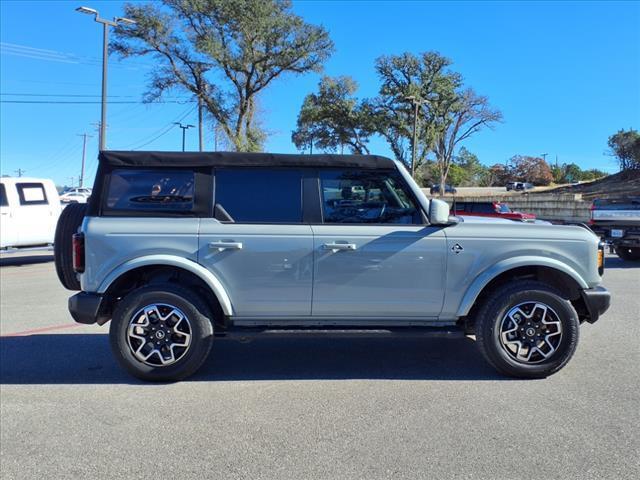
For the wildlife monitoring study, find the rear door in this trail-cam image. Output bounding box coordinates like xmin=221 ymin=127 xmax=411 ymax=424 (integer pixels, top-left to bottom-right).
xmin=12 ymin=181 xmax=53 ymax=246
xmin=311 ymin=169 xmax=447 ymax=319
xmin=198 ymin=168 xmax=314 ymax=318
xmin=0 ymin=183 xmax=17 ymax=248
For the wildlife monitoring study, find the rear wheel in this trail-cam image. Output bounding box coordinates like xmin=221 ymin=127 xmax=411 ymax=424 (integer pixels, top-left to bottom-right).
xmin=615 ymin=246 xmax=640 ymax=261
xmin=475 ymin=280 xmax=579 ymax=379
xmin=109 ymin=284 xmax=214 ymax=382
xmin=54 ymin=203 xmax=87 ymax=290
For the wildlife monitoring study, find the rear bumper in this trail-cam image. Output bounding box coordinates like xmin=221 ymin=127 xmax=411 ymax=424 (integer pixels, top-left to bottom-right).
xmin=68 ymin=292 xmax=108 ymax=325
xmin=580 ymin=286 xmax=611 ymax=324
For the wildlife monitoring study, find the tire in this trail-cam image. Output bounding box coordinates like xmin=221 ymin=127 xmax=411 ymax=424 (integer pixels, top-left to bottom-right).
xmin=109 ymin=284 xmax=214 ymax=382
xmin=475 ymin=280 xmax=579 ymax=379
xmin=54 ymin=203 xmax=87 ymax=290
xmin=615 ymin=246 xmax=640 ymax=261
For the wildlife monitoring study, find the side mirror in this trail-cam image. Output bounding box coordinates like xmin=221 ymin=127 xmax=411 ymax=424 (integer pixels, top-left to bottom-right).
xmin=429 ymin=198 xmax=451 ymax=225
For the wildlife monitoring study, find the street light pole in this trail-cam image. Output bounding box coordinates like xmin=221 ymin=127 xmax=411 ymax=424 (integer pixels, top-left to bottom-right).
xmin=175 ymin=123 xmax=195 ymax=151
xmin=76 ymin=7 xmax=136 ymax=151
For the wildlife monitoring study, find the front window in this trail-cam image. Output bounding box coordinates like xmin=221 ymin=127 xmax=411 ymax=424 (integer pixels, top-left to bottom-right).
xmin=320 ymin=170 xmax=422 ymax=224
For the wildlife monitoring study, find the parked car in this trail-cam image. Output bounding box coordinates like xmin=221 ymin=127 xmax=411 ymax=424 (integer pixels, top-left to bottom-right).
xmin=0 ymin=177 xmax=62 ymax=250
xmin=54 ymin=151 xmax=610 ymax=382
xmin=430 ymin=184 xmax=457 ymax=195
xmin=589 ymin=197 xmax=640 ymax=261
xmin=59 ymin=191 xmax=89 ymax=204
xmin=506 ymin=182 xmax=534 ymax=191
xmin=62 ymin=187 xmax=92 ymax=196
xmin=452 ymin=201 xmax=536 ymax=222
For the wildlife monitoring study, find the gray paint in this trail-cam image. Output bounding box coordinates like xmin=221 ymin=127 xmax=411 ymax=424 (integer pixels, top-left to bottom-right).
xmin=79 ymin=161 xmax=605 ymax=325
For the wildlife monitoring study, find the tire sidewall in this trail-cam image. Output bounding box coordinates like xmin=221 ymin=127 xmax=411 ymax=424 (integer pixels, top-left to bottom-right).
xmin=110 ymin=286 xmax=213 ymax=382
xmin=482 ymin=288 xmax=579 ymax=378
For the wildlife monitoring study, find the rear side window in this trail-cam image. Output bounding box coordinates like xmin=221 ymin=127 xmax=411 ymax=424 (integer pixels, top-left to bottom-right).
xmin=472 ymin=203 xmax=496 ymax=214
xmin=0 ymin=184 xmax=7 ymax=207
xmin=105 ymin=169 xmax=194 ymax=213
xmin=214 ymin=168 xmax=302 ymax=223
xmin=17 ymin=183 xmax=48 ymax=206
xmin=320 ymin=170 xmax=422 ymax=224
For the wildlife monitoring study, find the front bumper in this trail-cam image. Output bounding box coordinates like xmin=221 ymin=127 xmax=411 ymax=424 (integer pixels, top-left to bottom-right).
xmin=580 ymin=286 xmax=611 ymax=324
xmin=69 ymin=292 xmax=109 ymax=325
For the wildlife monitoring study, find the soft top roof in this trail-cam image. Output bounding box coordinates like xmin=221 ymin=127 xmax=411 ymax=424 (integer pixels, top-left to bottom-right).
xmin=99 ymin=151 xmax=396 ymax=170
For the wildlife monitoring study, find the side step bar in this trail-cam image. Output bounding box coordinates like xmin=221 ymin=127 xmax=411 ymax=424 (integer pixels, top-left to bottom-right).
xmin=216 ymin=326 xmax=465 ymax=339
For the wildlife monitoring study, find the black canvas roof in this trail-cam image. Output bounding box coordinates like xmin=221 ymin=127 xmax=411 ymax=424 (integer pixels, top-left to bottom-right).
xmin=99 ymin=151 xmax=396 ymax=169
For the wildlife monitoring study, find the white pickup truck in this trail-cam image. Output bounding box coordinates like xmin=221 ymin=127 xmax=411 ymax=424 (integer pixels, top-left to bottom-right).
xmin=0 ymin=177 xmax=62 ymax=250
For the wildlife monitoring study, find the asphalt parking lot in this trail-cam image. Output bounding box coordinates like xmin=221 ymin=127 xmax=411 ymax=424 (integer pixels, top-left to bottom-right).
xmin=1 ymin=252 xmax=639 ymax=479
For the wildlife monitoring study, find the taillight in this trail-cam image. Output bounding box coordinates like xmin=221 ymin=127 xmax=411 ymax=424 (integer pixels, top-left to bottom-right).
xmin=72 ymin=233 xmax=85 ymax=273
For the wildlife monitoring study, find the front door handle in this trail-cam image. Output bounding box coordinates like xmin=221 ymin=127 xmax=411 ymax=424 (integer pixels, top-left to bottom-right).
xmin=209 ymin=241 xmax=243 ymax=251
xmin=323 ymin=242 xmax=357 ymax=252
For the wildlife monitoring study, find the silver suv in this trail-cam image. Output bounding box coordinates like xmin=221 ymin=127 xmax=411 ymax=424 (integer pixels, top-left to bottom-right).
xmin=54 ymin=151 xmax=611 ymax=381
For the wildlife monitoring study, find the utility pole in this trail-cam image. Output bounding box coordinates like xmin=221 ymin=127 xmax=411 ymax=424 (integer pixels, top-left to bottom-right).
xmin=76 ymin=7 xmax=136 ymax=151
xmin=175 ymin=123 xmax=195 ymax=151
xmin=14 ymin=168 xmax=26 ymax=177
xmin=68 ymin=176 xmax=75 ymax=187
xmin=405 ymin=95 xmax=424 ymax=178
xmin=77 ymin=133 xmax=93 ymax=187
xmin=213 ymin=122 xmax=219 ymax=151
xmin=541 ymin=153 xmax=549 ymax=163
xmin=198 ymin=96 xmax=204 ymax=152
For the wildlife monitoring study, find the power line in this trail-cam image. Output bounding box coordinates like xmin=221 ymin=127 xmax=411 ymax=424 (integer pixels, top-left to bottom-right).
xmin=1 ymin=100 xmax=195 ymax=104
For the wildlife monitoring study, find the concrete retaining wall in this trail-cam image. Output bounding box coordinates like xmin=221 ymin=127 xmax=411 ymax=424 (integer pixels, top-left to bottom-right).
xmin=422 ymin=190 xmax=591 ymax=223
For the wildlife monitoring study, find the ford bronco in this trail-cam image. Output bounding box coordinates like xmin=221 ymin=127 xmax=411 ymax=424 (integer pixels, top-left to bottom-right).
xmin=54 ymin=151 xmax=611 ymax=381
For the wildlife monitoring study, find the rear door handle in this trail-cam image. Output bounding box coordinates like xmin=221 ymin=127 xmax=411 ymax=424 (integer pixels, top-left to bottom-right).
xmin=323 ymin=242 xmax=357 ymax=252
xmin=209 ymin=241 xmax=243 ymax=251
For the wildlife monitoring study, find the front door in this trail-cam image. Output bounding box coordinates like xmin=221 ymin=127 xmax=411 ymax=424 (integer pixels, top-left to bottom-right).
xmin=311 ymin=169 xmax=447 ymax=318
xmin=198 ymin=168 xmax=313 ymax=317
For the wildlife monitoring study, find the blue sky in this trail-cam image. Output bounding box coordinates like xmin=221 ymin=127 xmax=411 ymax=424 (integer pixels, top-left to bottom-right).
xmin=1 ymin=0 xmax=639 ymax=186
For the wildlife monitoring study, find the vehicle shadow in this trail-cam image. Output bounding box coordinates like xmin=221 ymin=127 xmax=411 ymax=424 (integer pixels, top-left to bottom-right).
xmin=0 ymin=254 xmax=54 ymax=267
xmin=0 ymin=333 xmax=507 ymax=384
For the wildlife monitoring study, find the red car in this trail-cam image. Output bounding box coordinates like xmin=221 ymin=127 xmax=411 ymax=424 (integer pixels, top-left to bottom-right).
xmin=452 ymin=201 xmax=536 ymax=221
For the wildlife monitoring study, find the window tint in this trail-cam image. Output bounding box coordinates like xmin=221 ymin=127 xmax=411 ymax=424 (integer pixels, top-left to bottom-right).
xmin=0 ymin=184 xmax=7 ymax=207
xmin=472 ymin=203 xmax=496 ymax=214
xmin=214 ymin=169 xmax=302 ymax=223
xmin=320 ymin=170 xmax=421 ymax=224
xmin=106 ymin=169 xmax=194 ymax=212
xmin=17 ymin=183 xmax=48 ymax=206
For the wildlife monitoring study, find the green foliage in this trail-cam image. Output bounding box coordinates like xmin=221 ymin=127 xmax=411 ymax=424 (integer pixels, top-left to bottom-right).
xmin=607 ymin=129 xmax=640 ymax=170
xmin=369 ymin=52 xmax=463 ymax=168
xmin=112 ymin=0 xmax=333 ymax=152
xmin=552 ymin=162 xmax=608 ymax=184
xmin=291 ymin=76 xmax=374 ymax=154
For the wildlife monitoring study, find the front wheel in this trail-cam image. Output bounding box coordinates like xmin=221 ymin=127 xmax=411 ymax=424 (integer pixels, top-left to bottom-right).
xmin=109 ymin=284 xmax=214 ymax=382
xmin=475 ymin=280 xmax=579 ymax=379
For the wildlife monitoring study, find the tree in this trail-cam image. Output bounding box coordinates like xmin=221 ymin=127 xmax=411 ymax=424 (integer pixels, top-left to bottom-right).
xmin=607 ymin=129 xmax=640 ymax=170
xmin=369 ymin=52 xmax=462 ymax=169
xmin=453 ymin=147 xmax=489 ymax=186
xmin=432 ymin=89 xmax=502 ymax=194
xmin=291 ymin=76 xmax=373 ymax=154
xmin=112 ymin=0 xmax=333 ymax=151
xmin=509 ymin=155 xmax=553 ymax=185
